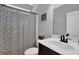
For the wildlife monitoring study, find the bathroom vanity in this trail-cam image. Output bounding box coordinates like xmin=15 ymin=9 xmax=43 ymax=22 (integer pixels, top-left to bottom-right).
xmin=39 ymin=43 xmax=60 ymax=55
xmin=38 ymin=38 xmax=79 ymax=55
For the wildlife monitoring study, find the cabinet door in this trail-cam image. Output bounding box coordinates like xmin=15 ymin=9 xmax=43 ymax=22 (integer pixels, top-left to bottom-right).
xmin=39 ymin=43 xmax=60 ymax=55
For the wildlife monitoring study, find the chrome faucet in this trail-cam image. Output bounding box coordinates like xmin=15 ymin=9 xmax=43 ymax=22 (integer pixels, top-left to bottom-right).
xmin=60 ymin=35 xmax=66 ymax=42
xmin=65 ymin=37 xmax=71 ymax=43
xmin=65 ymin=33 xmax=71 ymax=43
xmin=60 ymin=33 xmax=71 ymax=43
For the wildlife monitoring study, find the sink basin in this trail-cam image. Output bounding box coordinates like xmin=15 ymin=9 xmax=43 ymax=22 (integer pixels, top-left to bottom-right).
xmin=52 ymin=41 xmax=75 ymax=51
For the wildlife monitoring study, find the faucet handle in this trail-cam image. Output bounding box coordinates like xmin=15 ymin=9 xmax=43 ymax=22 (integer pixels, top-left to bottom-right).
xmin=65 ymin=37 xmax=71 ymax=43
xmin=78 ymin=40 xmax=79 ymax=44
xmin=66 ymin=38 xmax=71 ymax=40
xmin=66 ymin=39 xmax=68 ymax=43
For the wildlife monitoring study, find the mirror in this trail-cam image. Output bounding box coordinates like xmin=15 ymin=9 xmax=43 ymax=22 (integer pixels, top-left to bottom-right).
xmin=67 ymin=10 xmax=79 ymax=36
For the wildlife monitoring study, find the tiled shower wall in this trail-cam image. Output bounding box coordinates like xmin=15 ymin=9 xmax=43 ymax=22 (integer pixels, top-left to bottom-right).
xmin=0 ymin=5 xmax=36 ymax=55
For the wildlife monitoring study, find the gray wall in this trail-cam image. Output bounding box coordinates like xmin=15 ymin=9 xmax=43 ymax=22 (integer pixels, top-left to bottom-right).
xmin=53 ymin=4 xmax=79 ymax=35
xmin=34 ymin=4 xmax=53 ymax=38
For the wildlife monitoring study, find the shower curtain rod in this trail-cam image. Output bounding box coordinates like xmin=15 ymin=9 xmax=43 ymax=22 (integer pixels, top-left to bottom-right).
xmin=0 ymin=4 xmax=38 ymax=15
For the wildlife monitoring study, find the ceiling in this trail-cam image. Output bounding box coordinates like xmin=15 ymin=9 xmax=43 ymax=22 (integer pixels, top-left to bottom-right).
xmin=9 ymin=4 xmax=64 ymax=12
xmin=53 ymin=4 xmax=64 ymax=9
xmin=10 ymin=4 xmax=34 ymax=11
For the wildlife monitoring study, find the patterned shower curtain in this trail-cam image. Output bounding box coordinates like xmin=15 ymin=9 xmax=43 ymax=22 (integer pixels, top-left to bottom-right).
xmin=0 ymin=6 xmax=36 ymax=55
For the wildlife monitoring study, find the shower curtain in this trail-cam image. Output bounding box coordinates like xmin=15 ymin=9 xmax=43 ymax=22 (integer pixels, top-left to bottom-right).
xmin=0 ymin=5 xmax=36 ymax=55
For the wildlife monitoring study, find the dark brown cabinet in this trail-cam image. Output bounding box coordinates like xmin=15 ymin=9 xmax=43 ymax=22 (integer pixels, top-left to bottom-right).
xmin=39 ymin=43 xmax=60 ymax=55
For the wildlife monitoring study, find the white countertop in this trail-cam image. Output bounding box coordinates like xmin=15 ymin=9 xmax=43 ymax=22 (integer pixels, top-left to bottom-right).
xmin=38 ymin=38 xmax=79 ymax=55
